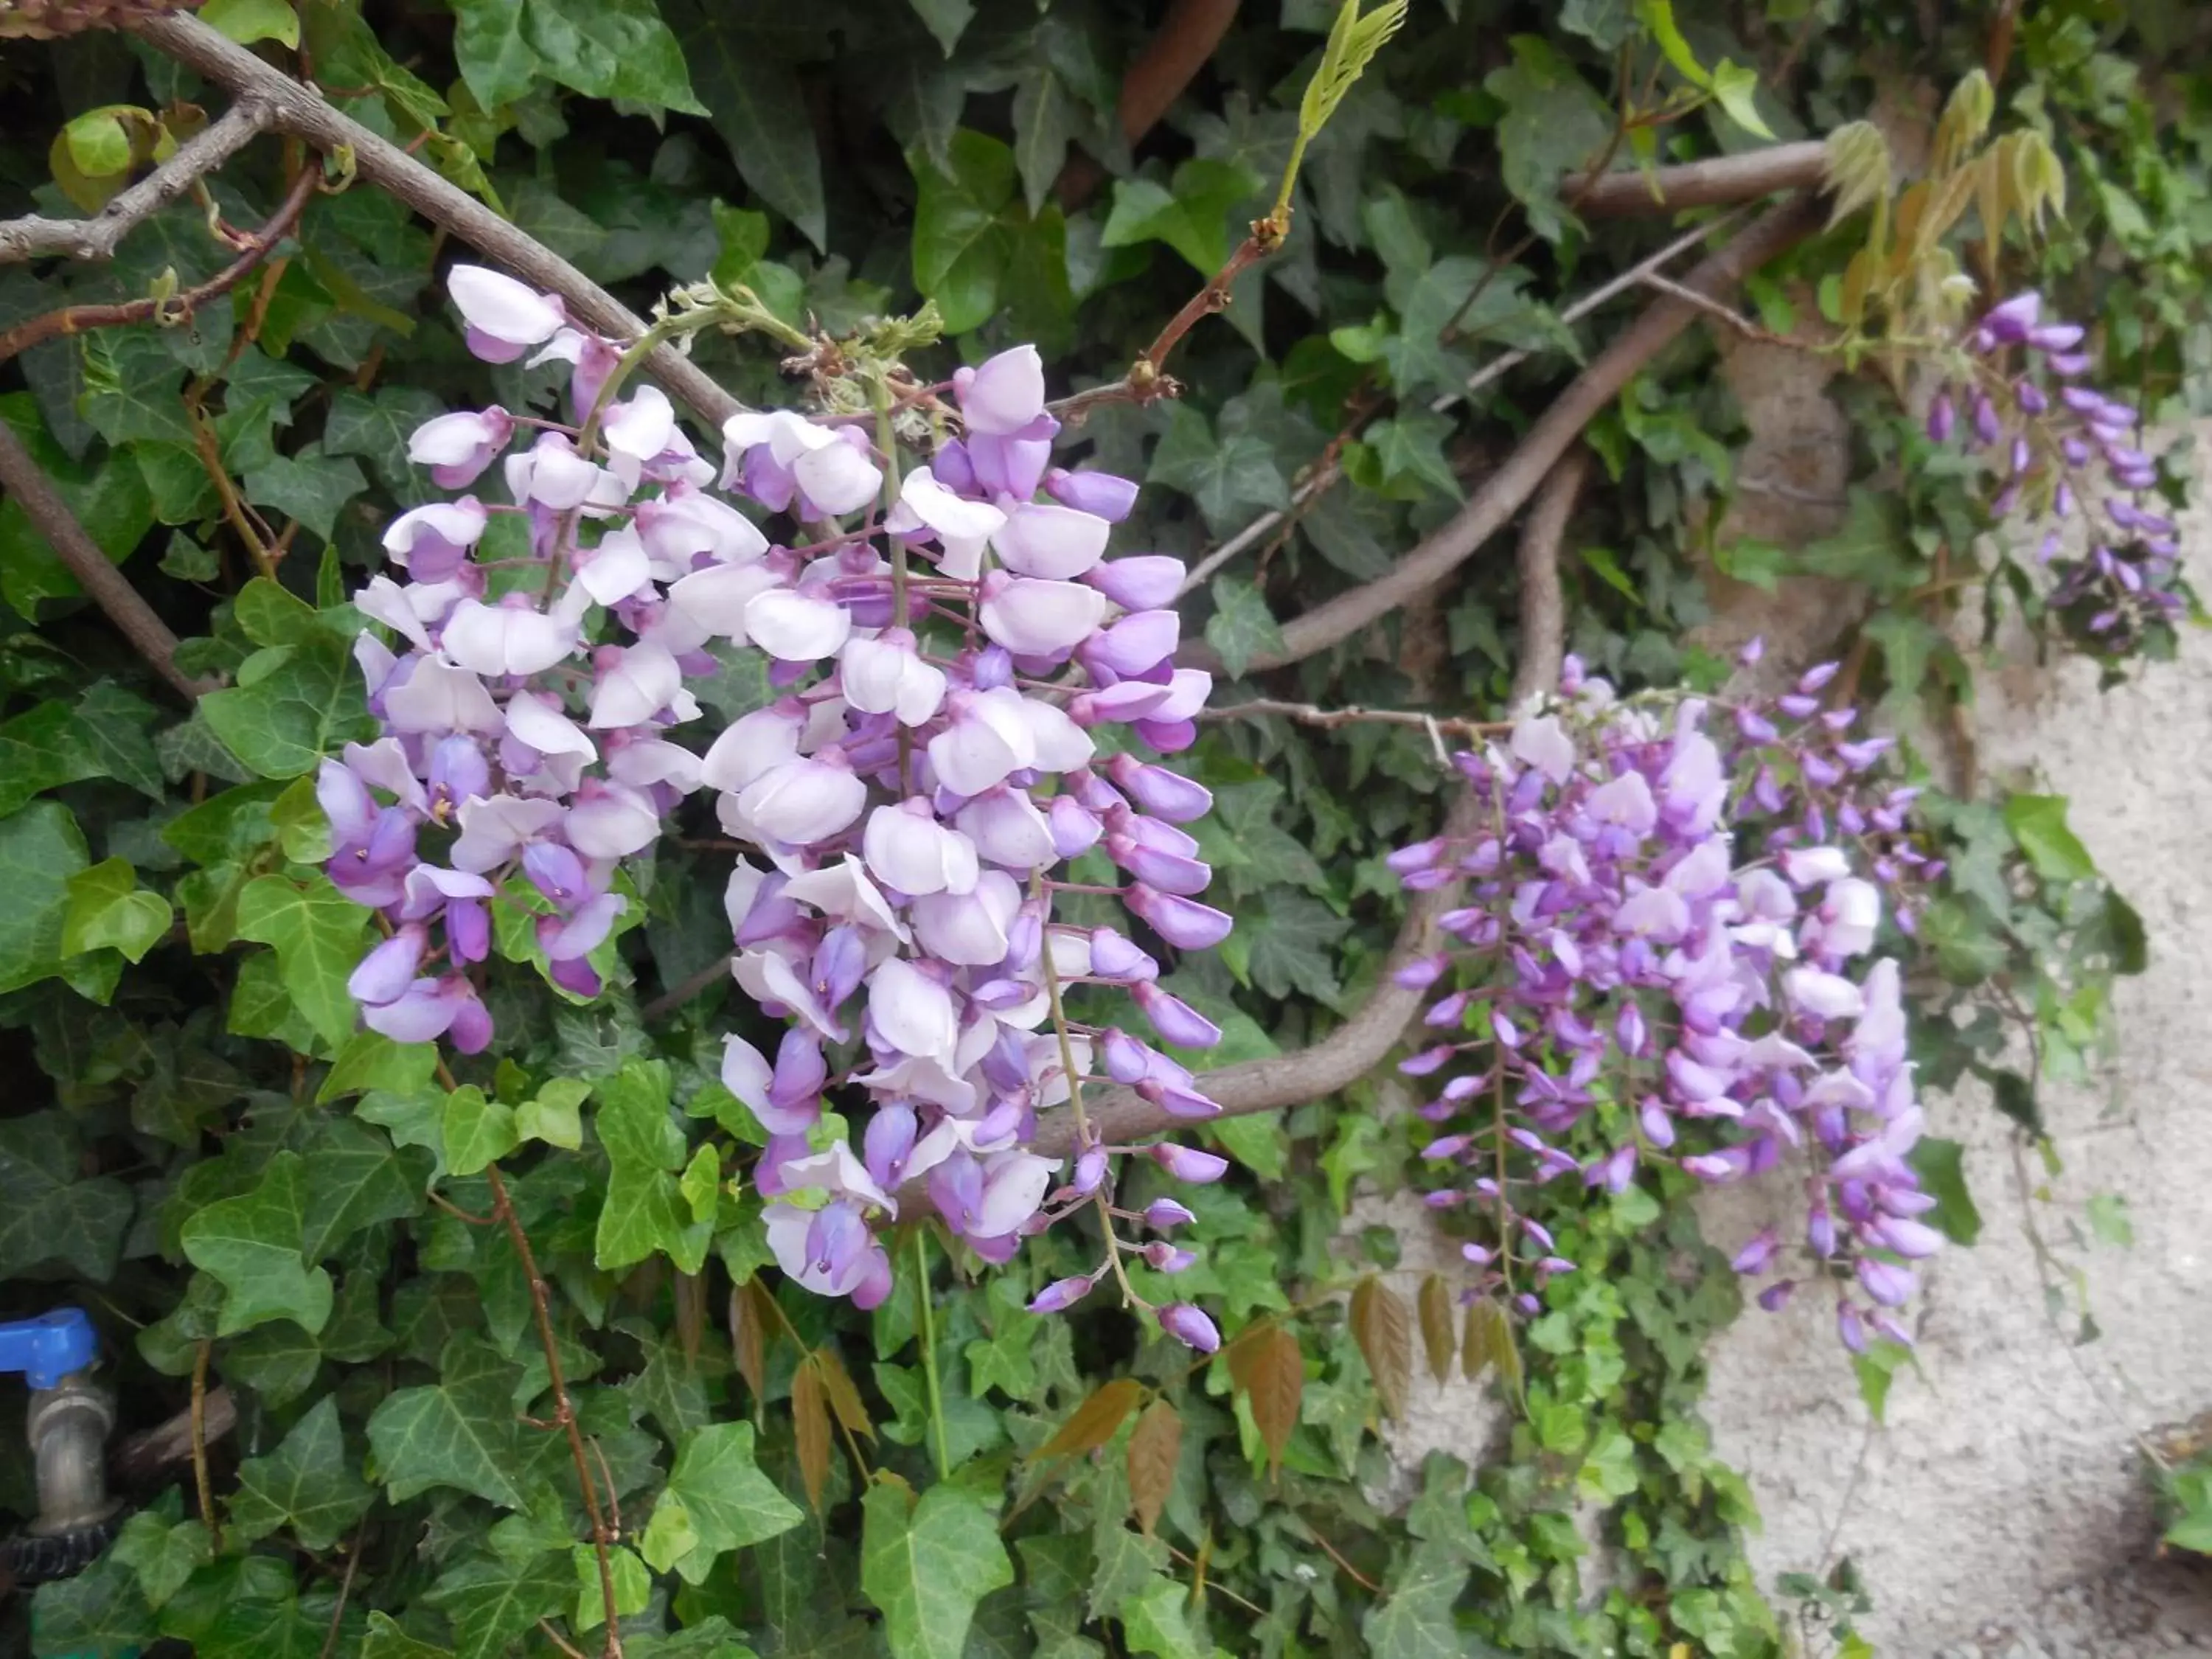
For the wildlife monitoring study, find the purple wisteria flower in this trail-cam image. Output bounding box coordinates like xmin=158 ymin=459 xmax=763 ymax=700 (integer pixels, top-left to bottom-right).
xmin=1932 ymin=292 xmax=2185 ymax=647
xmin=324 ymin=268 xmax=1231 ymax=1347
xmin=1389 ymin=653 xmax=1943 ymax=1350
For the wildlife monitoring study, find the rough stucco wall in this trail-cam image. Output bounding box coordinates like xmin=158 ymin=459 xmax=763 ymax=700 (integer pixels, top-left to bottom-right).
xmin=1699 ymin=417 xmax=2212 ymax=1654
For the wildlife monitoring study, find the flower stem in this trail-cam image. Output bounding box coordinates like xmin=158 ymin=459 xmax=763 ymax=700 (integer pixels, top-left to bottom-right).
xmin=912 ymin=1227 xmax=952 ymax=1482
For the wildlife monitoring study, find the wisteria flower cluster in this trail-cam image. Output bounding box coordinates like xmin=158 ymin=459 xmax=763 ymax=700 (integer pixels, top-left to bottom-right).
xmin=321 ymin=266 xmax=1234 ymax=1346
xmin=1388 ymin=654 xmax=1944 ymax=1352
xmin=1932 ymin=291 xmax=2184 ymax=644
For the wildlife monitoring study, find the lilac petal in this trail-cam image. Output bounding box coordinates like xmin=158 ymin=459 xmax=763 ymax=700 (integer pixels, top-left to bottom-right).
xmin=349 ymin=925 xmax=427 ymax=1006
xmin=1123 ymin=886 xmax=1232 ymax=950
xmin=1083 ymin=555 xmax=1186 ymax=611
xmin=957 ymin=344 xmax=1046 ymax=434
xmin=1132 ymin=982 xmax=1220 ymax=1048
xmin=992 ymin=502 xmax=1110 ymax=580
xmin=448 ymin=265 xmax=565 ymax=348
xmin=1044 ymin=467 xmax=1139 ymax=521
xmin=1029 ymin=1276 xmax=1096 ymax=1315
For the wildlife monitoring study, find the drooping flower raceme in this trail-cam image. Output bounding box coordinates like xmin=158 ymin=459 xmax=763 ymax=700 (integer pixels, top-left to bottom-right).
xmin=1388 ymin=655 xmax=1944 ymax=1352
xmin=326 ymin=265 xmax=1228 ymax=1343
xmin=1930 ymin=291 xmax=2185 ymax=647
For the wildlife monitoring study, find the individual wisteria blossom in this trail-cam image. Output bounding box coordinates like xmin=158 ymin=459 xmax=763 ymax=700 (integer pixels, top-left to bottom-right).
xmin=326 ymin=266 xmax=1231 ymax=1347
xmin=1388 ymin=653 xmax=1944 ymax=1352
xmin=1930 ymin=291 xmax=2186 ymax=648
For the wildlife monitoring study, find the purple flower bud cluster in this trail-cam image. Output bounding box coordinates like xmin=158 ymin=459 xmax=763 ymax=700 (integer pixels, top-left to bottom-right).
xmin=1932 ymin=292 xmax=2184 ymax=646
xmin=326 ymin=266 xmax=1228 ymax=1343
xmin=1388 ymin=653 xmax=1944 ymax=1352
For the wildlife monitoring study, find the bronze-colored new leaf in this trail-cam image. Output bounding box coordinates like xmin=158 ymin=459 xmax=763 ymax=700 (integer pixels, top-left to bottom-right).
xmin=729 ymin=1278 xmax=771 ymax=1408
xmin=1126 ymin=1399 xmax=1183 ymax=1536
xmin=813 ymin=1343 xmax=876 ymax=1443
xmin=1231 ymin=1325 xmax=1304 ymax=1476
xmin=1032 ymin=1377 xmax=1142 ymax=1463
xmin=1461 ymin=1297 xmax=1500 ymax=1382
xmin=1349 ymin=1276 xmax=1412 ymax=1422
xmin=1417 ymin=1274 xmax=1456 ymax=1386
xmin=792 ymin=1356 xmax=832 ymax=1516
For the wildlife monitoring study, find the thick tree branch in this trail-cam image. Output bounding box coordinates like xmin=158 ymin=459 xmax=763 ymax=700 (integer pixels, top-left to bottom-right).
xmin=1189 ymin=192 xmax=1823 ymax=675
xmin=1016 ymin=458 xmax=1584 ymax=1161
xmin=1116 ymin=0 xmax=1243 ymax=145
xmin=1568 ymin=140 xmax=1829 ymax=218
xmin=131 ymin=13 xmax=743 ymax=428
xmin=1509 ymin=450 xmax=1587 ymax=708
xmin=0 ymin=98 xmax=271 ymax=265
xmin=0 ymin=420 xmax=212 ymax=702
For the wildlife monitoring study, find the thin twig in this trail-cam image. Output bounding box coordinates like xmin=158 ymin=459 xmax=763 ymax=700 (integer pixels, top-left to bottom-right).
xmin=131 ymin=12 xmax=742 ymax=427
xmin=0 ymin=99 xmax=273 ymax=264
xmin=191 ymin=1340 xmax=221 ymax=1551
xmin=0 ymin=416 xmax=212 ymax=702
xmin=316 ymin=1528 xmax=367 ymax=1659
xmin=1200 ymin=699 xmax=1506 ymax=740
xmin=484 ymin=1164 xmax=625 ymax=1658
xmin=639 ymin=953 xmax=733 ymax=1024
xmin=1635 ymin=271 xmax=1795 ymax=345
xmin=0 ymin=161 xmax=319 ymax=366
xmin=538 ymin=1618 xmax=592 ymax=1659
xmin=1178 ymin=209 xmax=1751 ymax=598
xmin=1183 ymin=195 xmax=1823 ymax=673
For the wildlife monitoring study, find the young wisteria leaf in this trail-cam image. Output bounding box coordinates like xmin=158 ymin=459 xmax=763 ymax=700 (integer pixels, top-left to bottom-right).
xmin=1417 ymin=1274 xmax=1456 ymax=1385
xmin=1125 ymin=1399 xmax=1181 ymax=1537
xmin=793 ymin=1357 xmax=833 ymax=1515
xmin=860 ymin=1476 xmax=1015 ymax=1659
xmin=180 ymin=1150 xmax=334 ymax=1337
xmin=226 ymin=1395 xmax=376 ymax=1551
xmin=1032 ymin=1377 xmax=1142 ymax=1462
xmin=1349 ymin=1276 xmax=1412 ymax=1422
xmin=1228 ymin=1324 xmax=1303 ymax=1476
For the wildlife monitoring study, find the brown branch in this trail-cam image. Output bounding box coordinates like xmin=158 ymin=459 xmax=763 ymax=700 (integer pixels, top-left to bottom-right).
xmin=0 ymin=420 xmax=212 ymax=701
xmin=114 ymin=1385 xmax=235 ymax=1484
xmin=1190 ymin=193 xmax=1823 ymax=675
xmin=130 ymin=12 xmax=743 ymax=428
xmin=641 ymin=952 xmax=734 ymax=1024
xmin=1117 ymin=0 xmax=1243 ymax=143
xmin=190 ymin=1340 xmax=221 ymax=1551
xmin=0 ymin=159 xmax=318 ymax=364
xmin=1510 ymin=450 xmax=1588 ymax=708
xmin=1568 ymin=139 xmax=1829 ymax=218
xmin=1200 ymin=700 xmax=1506 ymax=740
xmin=0 ymin=100 xmax=272 ymax=265
xmin=484 ymin=1164 xmax=625 ymax=1658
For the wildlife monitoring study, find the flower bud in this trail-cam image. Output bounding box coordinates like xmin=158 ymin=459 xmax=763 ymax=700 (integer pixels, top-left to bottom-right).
xmin=1029 ymin=1276 xmax=1096 ymax=1315
xmin=1156 ymin=1303 xmax=1220 ymax=1353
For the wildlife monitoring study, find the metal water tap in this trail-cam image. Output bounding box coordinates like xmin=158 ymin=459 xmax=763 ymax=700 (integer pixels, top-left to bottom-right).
xmin=1 ymin=1308 xmax=122 ymax=1584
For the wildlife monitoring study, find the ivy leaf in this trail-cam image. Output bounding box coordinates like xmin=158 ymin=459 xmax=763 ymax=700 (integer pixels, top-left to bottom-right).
xmin=319 ymin=1029 xmax=439 ymax=1103
xmin=62 ymin=857 xmax=172 ymax=963
xmin=302 ymin=1116 xmax=428 ymax=1259
xmin=0 ymin=1110 xmax=132 ymax=1279
xmin=1360 ymin=1541 xmax=1474 ymax=1658
xmin=366 ymin=1335 xmax=533 ymax=1509
xmin=1150 ymin=405 xmax=1288 ymax=533
xmin=448 ymin=0 xmax=543 ymax=108
xmin=0 ymin=799 xmax=89 ymax=995
xmin=111 ymin=1505 xmax=214 ymax=1609
xmin=2004 ymin=793 xmax=2096 ymax=884
xmin=1907 ymin=1137 xmax=1982 ymax=1247
xmin=525 ymin=0 xmax=704 ymax=113
xmin=1012 ymin=70 xmax=1079 ymax=217
xmin=424 ymin=1551 xmax=572 ymax=1659
xmin=1120 ymin=1577 xmax=1204 ymax=1659
xmin=516 ymin=1077 xmax=588 ymax=1149
xmin=361 ymin=1612 xmax=459 ymax=1658
xmin=202 ymin=0 xmax=299 ymax=47
xmin=673 ymin=1 xmax=826 ymax=248
xmin=1101 ymin=159 xmax=1263 ymax=275
xmin=1242 ymin=893 xmax=1352 ymax=1004
xmin=200 ymin=635 xmax=376 ymax=779
xmin=28 ymin=1548 xmax=156 ymax=1658
xmin=227 ymin=1395 xmax=375 ymax=1550
xmin=241 ymin=445 xmax=367 ymax=545
xmin=1710 ymin=59 xmax=1775 ymax=139
xmin=181 ymin=1150 xmax=334 ymax=1337
xmin=594 ymin=1060 xmax=712 ymax=1273
xmin=1201 ymin=577 xmax=1286 ymax=679
xmin=911 ymin=130 xmax=1018 ymax=335
xmin=1486 ymin=36 xmax=1615 ymax=242
xmin=860 ymin=1477 xmax=1015 ymax=1659
xmin=655 ymin=1420 xmax=805 ymax=1582
xmin=443 ymin=1085 xmax=520 ymax=1178
xmin=571 ymin=1543 xmax=653 ymax=1630
xmin=906 ymin=0 xmax=973 ymax=54
xmin=235 ymin=873 xmax=372 ymax=1049
xmin=321 ymin=386 xmax=446 ymax=493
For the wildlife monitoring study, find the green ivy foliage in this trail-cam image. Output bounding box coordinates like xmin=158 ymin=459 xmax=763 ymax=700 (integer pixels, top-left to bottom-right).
xmin=0 ymin=1 xmax=2202 ymax=1656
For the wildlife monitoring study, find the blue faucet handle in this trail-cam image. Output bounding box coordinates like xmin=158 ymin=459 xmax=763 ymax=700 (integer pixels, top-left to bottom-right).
xmin=0 ymin=1308 xmax=99 ymax=1391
